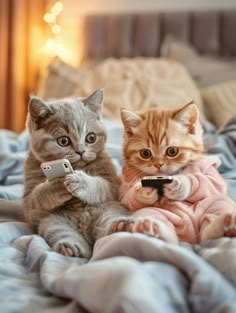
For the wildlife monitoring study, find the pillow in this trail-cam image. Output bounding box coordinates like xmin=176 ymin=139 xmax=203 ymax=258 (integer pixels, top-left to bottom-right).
xmin=73 ymin=57 xmax=205 ymax=120
xmin=161 ymin=36 xmax=236 ymax=88
xmin=36 ymin=57 xmax=89 ymax=99
xmin=201 ymin=80 xmax=236 ymax=127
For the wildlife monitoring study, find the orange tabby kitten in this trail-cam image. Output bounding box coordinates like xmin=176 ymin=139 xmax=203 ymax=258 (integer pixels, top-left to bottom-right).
xmin=112 ymin=102 xmax=236 ymax=244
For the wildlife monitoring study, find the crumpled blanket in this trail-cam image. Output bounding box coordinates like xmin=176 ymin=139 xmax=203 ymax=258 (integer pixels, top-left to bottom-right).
xmin=0 ymin=221 xmax=236 ymax=313
xmin=203 ymin=117 xmax=236 ymax=199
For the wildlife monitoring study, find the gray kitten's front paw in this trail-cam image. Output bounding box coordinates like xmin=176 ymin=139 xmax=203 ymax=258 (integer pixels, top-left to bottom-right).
xmin=64 ymin=171 xmax=89 ymax=198
xmin=49 ymin=178 xmax=72 ymax=202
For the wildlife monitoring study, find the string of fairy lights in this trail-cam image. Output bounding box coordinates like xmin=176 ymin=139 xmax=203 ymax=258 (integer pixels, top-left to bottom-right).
xmin=43 ymin=1 xmax=71 ymax=62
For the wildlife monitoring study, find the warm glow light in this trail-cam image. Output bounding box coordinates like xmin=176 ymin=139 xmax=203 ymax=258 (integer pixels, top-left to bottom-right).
xmin=55 ymin=35 xmax=62 ymax=41
xmin=51 ymin=2 xmax=63 ymax=15
xmin=45 ymin=38 xmax=55 ymax=52
xmin=42 ymin=36 xmax=74 ymax=63
xmin=43 ymin=13 xmax=56 ymax=24
xmin=42 ymin=1 xmax=78 ymax=65
xmin=52 ymin=24 xmax=61 ymax=34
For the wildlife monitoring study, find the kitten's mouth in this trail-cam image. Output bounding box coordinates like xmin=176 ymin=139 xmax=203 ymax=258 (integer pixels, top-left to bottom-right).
xmin=65 ymin=154 xmax=95 ymax=165
xmin=154 ymin=170 xmax=166 ymax=175
xmin=145 ymin=168 xmax=165 ymax=175
xmin=148 ymin=168 xmax=174 ymax=176
xmin=65 ymin=154 xmax=83 ymax=163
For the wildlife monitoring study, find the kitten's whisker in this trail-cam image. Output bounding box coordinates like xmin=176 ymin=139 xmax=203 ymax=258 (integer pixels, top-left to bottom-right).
xmin=123 ymin=163 xmax=144 ymax=178
xmin=64 ymin=154 xmax=73 ymax=158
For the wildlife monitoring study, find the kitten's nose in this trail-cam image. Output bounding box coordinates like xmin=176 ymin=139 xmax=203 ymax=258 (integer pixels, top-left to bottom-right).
xmin=76 ymin=151 xmax=84 ymax=156
xmin=155 ymin=163 xmax=163 ymax=170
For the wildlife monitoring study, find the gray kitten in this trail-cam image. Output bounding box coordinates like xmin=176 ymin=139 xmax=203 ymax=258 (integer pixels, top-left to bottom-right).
xmin=23 ymin=89 xmax=129 ymax=258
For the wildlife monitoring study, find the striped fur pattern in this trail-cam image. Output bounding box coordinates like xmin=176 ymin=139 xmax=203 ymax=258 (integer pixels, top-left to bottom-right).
xmin=117 ymin=103 xmax=236 ymax=243
xmin=23 ymin=89 xmax=128 ymax=258
xmin=121 ymin=101 xmax=204 ymax=182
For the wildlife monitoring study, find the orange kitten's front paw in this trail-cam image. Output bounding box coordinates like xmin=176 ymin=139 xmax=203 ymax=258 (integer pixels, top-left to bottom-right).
xmin=135 ymin=183 xmax=158 ymax=204
xmin=164 ymin=175 xmax=191 ymax=201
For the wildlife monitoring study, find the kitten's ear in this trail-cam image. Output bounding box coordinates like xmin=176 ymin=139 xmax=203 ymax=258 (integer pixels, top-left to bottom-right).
xmin=173 ymin=101 xmax=199 ymax=134
xmin=83 ymin=88 xmax=104 ymax=119
xmin=29 ymin=96 xmax=53 ymax=123
xmin=120 ymin=108 xmax=142 ymax=134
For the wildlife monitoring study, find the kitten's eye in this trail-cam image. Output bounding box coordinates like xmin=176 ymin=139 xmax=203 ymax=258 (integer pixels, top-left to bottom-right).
xmin=85 ymin=132 xmax=97 ymax=144
xmin=166 ymin=147 xmax=179 ymax=157
xmin=57 ymin=136 xmax=71 ymax=147
xmin=140 ymin=149 xmax=152 ymax=159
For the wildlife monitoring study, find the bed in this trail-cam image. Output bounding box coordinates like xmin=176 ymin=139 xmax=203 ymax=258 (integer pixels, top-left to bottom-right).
xmin=1 ymin=9 xmax=236 ymax=313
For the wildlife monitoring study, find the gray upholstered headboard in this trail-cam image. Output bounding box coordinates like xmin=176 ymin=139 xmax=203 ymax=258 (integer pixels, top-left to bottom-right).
xmin=81 ymin=10 xmax=236 ymax=60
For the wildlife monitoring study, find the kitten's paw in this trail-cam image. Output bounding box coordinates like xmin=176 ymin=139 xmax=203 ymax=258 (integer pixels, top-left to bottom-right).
xmin=53 ymin=239 xmax=92 ymax=258
xmin=56 ymin=243 xmax=77 ymax=257
xmin=224 ymin=213 xmax=236 ymax=237
xmin=164 ymin=175 xmax=191 ymax=201
xmin=49 ymin=178 xmax=72 ymax=202
xmin=54 ymin=241 xmax=81 ymax=257
xmin=111 ymin=217 xmax=178 ymax=243
xmin=132 ymin=217 xmax=160 ymax=237
xmin=111 ymin=216 xmax=159 ymax=237
xmin=135 ymin=182 xmax=158 ymax=204
xmin=111 ymin=218 xmax=135 ymax=233
xmin=132 ymin=217 xmax=178 ymax=243
xmin=64 ymin=171 xmax=88 ymax=197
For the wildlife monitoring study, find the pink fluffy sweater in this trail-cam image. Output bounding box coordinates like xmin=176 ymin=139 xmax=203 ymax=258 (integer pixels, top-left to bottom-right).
xmin=119 ymin=156 xmax=236 ymax=243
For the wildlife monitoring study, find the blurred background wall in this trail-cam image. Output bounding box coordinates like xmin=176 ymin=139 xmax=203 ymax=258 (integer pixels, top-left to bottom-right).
xmin=61 ymin=0 xmax=236 ymax=15
xmin=1 ymin=0 xmax=236 ymax=132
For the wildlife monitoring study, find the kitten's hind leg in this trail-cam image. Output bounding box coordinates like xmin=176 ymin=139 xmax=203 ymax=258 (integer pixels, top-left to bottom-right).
xmin=38 ymin=214 xmax=92 ymax=258
xmin=200 ymin=212 xmax=236 ymax=242
xmin=111 ymin=216 xmax=178 ymax=243
xmin=92 ymin=201 xmax=132 ymax=239
xmin=132 ymin=217 xmax=178 ymax=243
xmin=132 ymin=217 xmax=160 ymax=237
xmin=111 ymin=218 xmax=135 ymax=233
xmin=224 ymin=213 xmax=236 ymax=237
xmin=110 ymin=217 xmax=159 ymax=236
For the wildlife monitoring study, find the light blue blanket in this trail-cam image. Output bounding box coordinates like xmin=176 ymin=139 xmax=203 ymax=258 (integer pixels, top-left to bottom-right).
xmin=1 ymin=222 xmax=236 ymax=313
xmin=0 ymin=118 xmax=236 ymax=313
